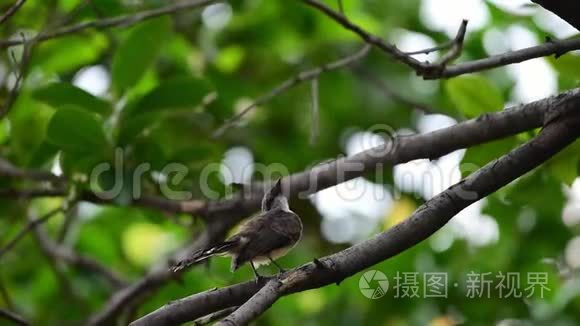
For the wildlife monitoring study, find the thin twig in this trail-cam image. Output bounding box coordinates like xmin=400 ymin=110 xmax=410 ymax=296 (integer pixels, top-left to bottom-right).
xmin=301 ymin=0 xmax=425 ymax=70
xmin=0 ymin=157 xmax=63 ymax=183
xmin=0 ymin=276 xmax=14 ymax=310
xmin=301 ymin=0 xmax=467 ymax=77
xmin=0 ymin=0 xmax=217 ymax=48
xmin=0 ymin=308 xmax=29 ymax=326
xmin=309 ymin=78 xmax=320 ymax=145
xmin=88 ymin=225 xmax=238 ymax=325
xmin=336 ymin=0 xmax=344 ymax=15
xmin=403 ymin=42 xmax=455 ymax=56
xmin=32 ymin=218 xmax=128 ymax=288
xmin=403 ymin=20 xmax=468 ymax=59
xmin=437 ymin=19 xmax=468 ymax=66
xmin=57 ymin=204 xmax=78 ymax=243
xmin=0 ymin=33 xmax=34 ymax=121
xmin=57 ymin=0 xmax=94 ymax=27
xmin=212 ymin=44 xmax=371 ymax=137
xmin=0 ymin=0 xmax=27 ymax=25
xmin=302 ymin=0 xmax=580 ymax=79
xmin=0 ymin=207 xmax=63 ymax=260
xmin=303 ymin=0 xmax=580 ymax=79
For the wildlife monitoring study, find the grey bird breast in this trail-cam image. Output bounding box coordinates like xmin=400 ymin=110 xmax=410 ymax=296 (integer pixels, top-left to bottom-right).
xmin=229 ymin=208 xmax=303 ymax=271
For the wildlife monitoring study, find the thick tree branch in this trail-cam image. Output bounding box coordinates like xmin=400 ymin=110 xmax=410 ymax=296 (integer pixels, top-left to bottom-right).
xmin=206 ymin=88 xmax=580 ymax=215
xmin=131 ymin=96 xmax=580 ymax=326
xmin=216 ymin=280 xmax=282 ymax=326
xmin=0 ymin=0 xmax=217 ymax=48
xmin=303 ymin=0 xmax=580 ymax=79
xmin=194 ymin=307 xmax=238 ymax=325
xmin=4 ymin=89 xmax=579 ymax=324
xmin=129 ymin=279 xmax=268 ymax=326
xmin=1 ymin=88 xmax=578 ymax=223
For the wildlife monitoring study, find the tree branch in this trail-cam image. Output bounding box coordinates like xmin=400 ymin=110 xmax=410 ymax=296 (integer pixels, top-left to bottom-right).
xmin=0 ymin=158 xmax=63 ymax=183
xmin=129 ymin=278 xmax=268 ymax=326
xmin=0 ymin=0 xmax=217 ymax=48
xmin=216 ymin=280 xmax=282 ymax=326
xmin=32 ymin=221 xmax=128 ymax=289
xmin=5 ymin=89 xmax=578 ymax=218
xmin=0 ymin=207 xmax=63 ymax=260
xmin=302 ymin=0 xmax=580 ymax=79
xmin=194 ymin=307 xmax=238 ymax=325
xmin=85 ymin=218 xmax=236 ymax=325
xmin=0 ymin=308 xmax=29 ymax=326
xmin=130 ymin=96 xmax=580 ymax=325
xmin=0 ymin=33 xmax=34 ymax=121
xmin=0 ymin=0 xmax=26 ymax=25
xmin=301 ymin=0 xmax=426 ymax=71
xmin=212 ymin=44 xmax=371 ymax=138
xmin=4 ymin=89 xmax=579 ymax=324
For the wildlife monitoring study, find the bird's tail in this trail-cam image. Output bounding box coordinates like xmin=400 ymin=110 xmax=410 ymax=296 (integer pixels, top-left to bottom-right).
xmin=170 ymin=240 xmax=237 ymax=272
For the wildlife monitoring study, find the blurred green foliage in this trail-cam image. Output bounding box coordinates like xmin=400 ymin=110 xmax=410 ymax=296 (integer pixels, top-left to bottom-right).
xmin=0 ymin=0 xmax=579 ymax=325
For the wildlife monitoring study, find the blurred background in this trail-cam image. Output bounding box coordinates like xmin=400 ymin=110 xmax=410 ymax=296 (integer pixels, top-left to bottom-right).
xmin=1 ymin=0 xmax=580 ymax=324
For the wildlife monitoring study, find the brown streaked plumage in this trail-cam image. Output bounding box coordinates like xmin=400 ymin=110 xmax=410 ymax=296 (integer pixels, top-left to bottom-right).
xmin=171 ymin=179 xmax=302 ymax=279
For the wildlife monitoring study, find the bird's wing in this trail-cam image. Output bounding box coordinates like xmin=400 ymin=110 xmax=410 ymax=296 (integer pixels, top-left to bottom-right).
xmin=269 ymin=210 xmax=302 ymax=242
xmin=234 ymin=210 xmax=297 ymax=264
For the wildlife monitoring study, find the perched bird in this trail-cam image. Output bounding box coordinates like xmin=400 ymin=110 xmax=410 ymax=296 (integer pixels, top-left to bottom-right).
xmin=171 ymin=179 xmax=303 ymax=280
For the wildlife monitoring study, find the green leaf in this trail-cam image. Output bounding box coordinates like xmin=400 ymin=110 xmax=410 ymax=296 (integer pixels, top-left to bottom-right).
xmin=33 ymin=83 xmax=112 ymax=115
xmin=28 ymin=141 xmax=59 ymax=168
xmin=506 ymin=170 xmax=565 ymax=218
xmin=129 ymin=77 xmax=213 ymax=116
xmin=445 ymin=75 xmax=504 ymax=118
xmin=8 ymin=95 xmax=54 ymax=164
xmin=460 ymin=138 xmax=518 ymax=177
xmin=31 ymin=35 xmax=108 ymax=74
xmin=548 ymin=54 xmax=580 ymax=80
xmin=117 ymin=77 xmax=213 ymax=144
xmin=546 ymin=141 xmax=580 ymax=185
xmin=111 ymin=16 xmax=172 ymax=92
xmin=46 ymin=106 xmax=108 ymax=153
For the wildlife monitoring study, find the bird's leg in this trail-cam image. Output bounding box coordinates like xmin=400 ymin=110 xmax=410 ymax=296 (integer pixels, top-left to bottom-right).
xmin=250 ymin=261 xmax=263 ymax=283
xmin=268 ymin=255 xmax=286 ymax=273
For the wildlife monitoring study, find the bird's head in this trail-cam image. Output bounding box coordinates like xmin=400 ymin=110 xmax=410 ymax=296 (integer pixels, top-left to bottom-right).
xmin=261 ymin=179 xmax=290 ymax=212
